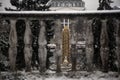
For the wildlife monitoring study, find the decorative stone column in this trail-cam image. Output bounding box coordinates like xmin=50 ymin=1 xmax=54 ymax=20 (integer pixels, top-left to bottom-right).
xmin=56 ymin=44 xmax=62 ymax=73
xmin=38 ymin=20 xmax=47 ymax=73
xmin=116 ymin=19 xmax=120 ymax=74
xmin=8 ymin=19 xmax=17 ymax=71
xmin=71 ymin=26 xmax=77 ymax=71
xmin=24 ymin=19 xmax=32 ymax=72
xmin=71 ymin=43 xmax=77 ymax=71
xmin=0 ymin=19 xmax=1 ymax=74
xmin=54 ymin=19 xmax=62 ymax=73
xmin=100 ymin=19 xmax=109 ymax=72
xmin=85 ymin=19 xmax=94 ymax=71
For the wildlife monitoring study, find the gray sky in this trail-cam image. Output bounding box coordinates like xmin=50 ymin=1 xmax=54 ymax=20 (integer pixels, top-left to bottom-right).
xmin=84 ymin=0 xmax=120 ymax=10
xmin=0 ymin=0 xmax=120 ymax=11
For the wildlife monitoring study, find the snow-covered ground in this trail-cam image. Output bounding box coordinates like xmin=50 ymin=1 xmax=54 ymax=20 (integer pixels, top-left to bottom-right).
xmin=0 ymin=70 xmax=119 ymax=80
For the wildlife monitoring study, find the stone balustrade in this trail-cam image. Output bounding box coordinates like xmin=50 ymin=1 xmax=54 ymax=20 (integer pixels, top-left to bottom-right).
xmin=0 ymin=10 xmax=120 ymax=74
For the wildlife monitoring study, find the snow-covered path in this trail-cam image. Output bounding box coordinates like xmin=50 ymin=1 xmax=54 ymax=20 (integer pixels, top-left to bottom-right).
xmin=0 ymin=71 xmax=119 ymax=80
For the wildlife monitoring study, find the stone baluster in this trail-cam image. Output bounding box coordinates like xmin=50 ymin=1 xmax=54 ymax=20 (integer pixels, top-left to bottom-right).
xmin=71 ymin=26 xmax=77 ymax=71
xmin=56 ymin=44 xmax=62 ymax=73
xmin=71 ymin=43 xmax=77 ymax=71
xmin=54 ymin=19 xmax=62 ymax=73
xmin=0 ymin=19 xmax=1 ymax=75
xmin=38 ymin=20 xmax=47 ymax=73
xmin=116 ymin=19 xmax=120 ymax=74
xmin=8 ymin=19 xmax=17 ymax=71
xmin=85 ymin=19 xmax=94 ymax=72
xmin=24 ymin=19 xmax=32 ymax=72
xmin=100 ymin=19 xmax=109 ymax=73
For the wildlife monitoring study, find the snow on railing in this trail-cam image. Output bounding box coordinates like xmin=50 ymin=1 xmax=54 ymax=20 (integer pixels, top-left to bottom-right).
xmin=0 ymin=10 xmax=120 ymax=16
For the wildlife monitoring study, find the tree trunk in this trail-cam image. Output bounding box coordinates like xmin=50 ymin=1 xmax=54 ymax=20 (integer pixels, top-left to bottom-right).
xmin=116 ymin=19 xmax=120 ymax=74
xmin=9 ymin=19 xmax=17 ymax=71
xmin=24 ymin=20 xmax=32 ymax=72
xmin=85 ymin=19 xmax=94 ymax=72
xmin=100 ymin=19 xmax=109 ymax=73
xmin=38 ymin=20 xmax=47 ymax=73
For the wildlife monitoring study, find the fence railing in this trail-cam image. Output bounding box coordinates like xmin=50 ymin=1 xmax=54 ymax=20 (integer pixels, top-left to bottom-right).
xmin=0 ymin=10 xmax=120 ymax=73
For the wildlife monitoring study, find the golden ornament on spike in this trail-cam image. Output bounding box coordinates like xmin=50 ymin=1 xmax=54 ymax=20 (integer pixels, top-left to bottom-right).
xmin=62 ymin=19 xmax=70 ymax=65
xmin=61 ymin=19 xmax=72 ymax=71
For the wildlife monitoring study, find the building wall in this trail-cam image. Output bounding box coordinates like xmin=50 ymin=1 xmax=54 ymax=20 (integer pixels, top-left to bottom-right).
xmin=49 ymin=0 xmax=85 ymax=11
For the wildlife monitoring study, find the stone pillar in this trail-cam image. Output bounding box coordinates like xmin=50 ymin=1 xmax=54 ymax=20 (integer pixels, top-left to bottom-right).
xmin=71 ymin=44 xmax=77 ymax=71
xmin=100 ymin=19 xmax=109 ymax=72
xmin=24 ymin=19 xmax=32 ymax=72
xmin=56 ymin=44 xmax=62 ymax=73
xmin=0 ymin=18 xmax=1 ymax=76
xmin=85 ymin=19 xmax=94 ymax=71
xmin=71 ymin=25 xmax=77 ymax=71
xmin=8 ymin=19 xmax=17 ymax=71
xmin=116 ymin=19 xmax=120 ymax=74
xmin=54 ymin=19 xmax=62 ymax=73
xmin=38 ymin=20 xmax=47 ymax=73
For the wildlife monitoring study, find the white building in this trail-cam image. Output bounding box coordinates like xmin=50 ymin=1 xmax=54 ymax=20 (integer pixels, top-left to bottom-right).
xmin=49 ymin=0 xmax=85 ymax=11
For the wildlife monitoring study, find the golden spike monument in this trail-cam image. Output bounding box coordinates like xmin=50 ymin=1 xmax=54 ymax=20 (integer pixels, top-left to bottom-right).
xmin=62 ymin=19 xmax=70 ymax=65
